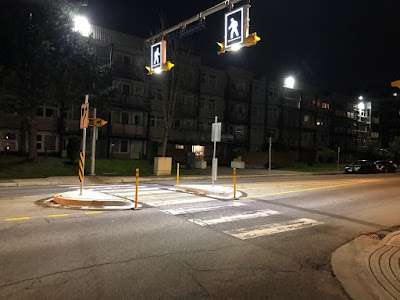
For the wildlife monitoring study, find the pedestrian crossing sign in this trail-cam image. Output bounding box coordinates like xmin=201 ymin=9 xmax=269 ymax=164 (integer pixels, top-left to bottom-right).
xmin=151 ymin=40 xmax=166 ymax=72
xmin=224 ymin=6 xmax=249 ymax=50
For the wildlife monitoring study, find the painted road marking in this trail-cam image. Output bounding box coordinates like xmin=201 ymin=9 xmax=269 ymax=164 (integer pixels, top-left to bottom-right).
xmin=162 ymin=202 xmax=246 ymax=215
xmin=240 ymin=180 xmax=381 ymax=200
xmin=23 ymin=195 xmax=38 ymax=198
xmin=84 ymin=211 xmax=103 ymax=214
xmin=189 ymin=209 xmax=281 ymax=226
xmin=224 ymin=218 xmax=324 ymax=240
xmin=48 ymin=214 xmax=69 ymax=218
xmin=148 ymin=197 xmax=214 ymax=207
xmin=6 ymin=217 xmax=31 ymax=221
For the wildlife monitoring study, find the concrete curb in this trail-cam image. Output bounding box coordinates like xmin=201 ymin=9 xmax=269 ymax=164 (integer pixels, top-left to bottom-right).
xmin=53 ymin=190 xmax=135 ymax=210
xmin=332 ymin=231 xmax=400 ymax=300
xmin=174 ymin=184 xmax=239 ymax=199
xmin=0 ymin=171 xmax=342 ymax=188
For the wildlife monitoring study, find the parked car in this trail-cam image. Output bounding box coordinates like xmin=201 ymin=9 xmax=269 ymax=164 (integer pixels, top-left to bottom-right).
xmin=374 ymin=160 xmax=397 ymax=173
xmin=344 ymin=160 xmax=378 ymax=174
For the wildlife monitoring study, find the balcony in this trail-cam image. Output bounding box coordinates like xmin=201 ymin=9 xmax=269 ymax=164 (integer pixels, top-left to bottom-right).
xmin=111 ymin=124 xmax=146 ymax=137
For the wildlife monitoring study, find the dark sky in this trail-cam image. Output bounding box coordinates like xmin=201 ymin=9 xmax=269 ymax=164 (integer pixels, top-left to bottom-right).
xmin=82 ymin=0 xmax=400 ymax=95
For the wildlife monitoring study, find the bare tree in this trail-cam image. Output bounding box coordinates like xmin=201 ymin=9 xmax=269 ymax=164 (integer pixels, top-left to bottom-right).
xmin=146 ymin=31 xmax=195 ymax=157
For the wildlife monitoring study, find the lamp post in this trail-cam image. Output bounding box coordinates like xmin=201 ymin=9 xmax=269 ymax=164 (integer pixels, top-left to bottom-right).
xmin=284 ymin=76 xmax=302 ymax=161
xmin=356 ymin=96 xmax=365 ymax=153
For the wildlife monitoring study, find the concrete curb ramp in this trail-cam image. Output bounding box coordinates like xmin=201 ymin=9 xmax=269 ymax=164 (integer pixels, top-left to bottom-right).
xmin=332 ymin=231 xmax=400 ymax=300
xmin=174 ymin=184 xmax=241 ymax=199
xmin=53 ymin=190 xmax=135 ymax=210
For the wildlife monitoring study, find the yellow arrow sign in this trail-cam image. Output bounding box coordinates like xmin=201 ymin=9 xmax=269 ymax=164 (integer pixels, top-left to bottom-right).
xmin=391 ymin=80 xmax=400 ymax=88
xmin=93 ymin=118 xmax=108 ymax=127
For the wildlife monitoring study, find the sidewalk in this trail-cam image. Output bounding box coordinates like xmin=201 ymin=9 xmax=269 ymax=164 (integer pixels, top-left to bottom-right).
xmin=0 ymin=167 xmax=337 ymax=187
xmin=332 ymin=230 xmax=400 ymax=300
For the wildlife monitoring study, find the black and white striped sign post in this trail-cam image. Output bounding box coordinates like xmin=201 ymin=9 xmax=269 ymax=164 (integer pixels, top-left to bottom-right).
xmin=79 ymin=95 xmax=89 ymax=195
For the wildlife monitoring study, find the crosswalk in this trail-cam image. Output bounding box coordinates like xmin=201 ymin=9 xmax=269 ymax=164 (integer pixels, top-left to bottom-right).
xmin=88 ymin=184 xmax=325 ymax=241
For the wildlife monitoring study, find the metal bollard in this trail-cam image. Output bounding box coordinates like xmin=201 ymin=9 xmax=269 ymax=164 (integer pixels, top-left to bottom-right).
xmin=177 ymin=163 xmax=180 ymax=186
xmin=135 ymin=168 xmax=139 ymax=209
xmin=233 ymin=167 xmax=236 ymax=199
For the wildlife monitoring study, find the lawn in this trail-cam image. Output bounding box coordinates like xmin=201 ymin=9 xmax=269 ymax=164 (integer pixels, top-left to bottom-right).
xmin=0 ymin=156 xmax=347 ymax=179
xmin=0 ymin=156 xmax=155 ymax=179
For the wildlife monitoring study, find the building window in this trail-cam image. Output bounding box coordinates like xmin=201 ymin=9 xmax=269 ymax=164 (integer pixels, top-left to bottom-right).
xmin=123 ymin=55 xmax=131 ymax=65
xmin=322 ymin=103 xmax=330 ymax=109
xmin=174 ymin=119 xmax=181 ymax=129
xmin=120 ymin=140 xmax=129 ymax=152
xmin=208 ymin=99 xmax=216 ymax=110
xmin=175 ymin=144 xmax=184 ymax=149
xmin=266 ymin=129 xmax=276 ymax=138
xmin=134 ymin=115 xmax=140 ymax=125
xmin=237 ymin=105 xmax=244 ymax=114
xmin=37 ymin=106 xmax=57 ymax=118
xmin=122 ymin=83 xmax=130 ymax=95
xmin=121 ymin=112 xmax=129 ymax=124
xmin=37 ymin=135 xmax=42 ymax=150
xmin=45 ymin=135 xmax=56 ymax=151
xmin=251 ymin=106 xmax=258 ymax=117
xmin=198 ymin=122 xmax=205 ymax=131
xmin=251 ymin=127 xmax=258 ymax=137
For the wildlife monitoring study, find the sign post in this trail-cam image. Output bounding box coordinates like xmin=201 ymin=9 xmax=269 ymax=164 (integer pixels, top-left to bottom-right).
xmin=337 ymin=147 xmax=340 ymax=174
xmin=211 ymin=116 xmax=221 ymax=187
xmin=79 ymin=95 xmax=89 ymax=195
xmin=90 ymin=108 xmax=97 ymax=176
xmin=269 ymin=137 xmax=272 ymax=175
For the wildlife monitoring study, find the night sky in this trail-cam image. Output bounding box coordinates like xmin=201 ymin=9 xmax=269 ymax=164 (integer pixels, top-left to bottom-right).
xmin=82 ymin=0 xmax=400 ymax=95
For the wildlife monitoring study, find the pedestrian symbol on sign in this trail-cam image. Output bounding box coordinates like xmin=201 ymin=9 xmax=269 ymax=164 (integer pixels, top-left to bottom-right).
xmin=225 ymin=7 xmax=244 ymax=49
xmin=228 ymin=17 xmax=239 ymax=39
xmin=153 ymin=47 xmax=160 ymax=65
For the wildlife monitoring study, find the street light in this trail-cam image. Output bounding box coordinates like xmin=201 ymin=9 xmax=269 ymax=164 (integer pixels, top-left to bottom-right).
xmin=283 ymin=76 xmax=302 ymax=161
xmin=284 ymin=76 xmax=295 ymax=89
xmin=73 ymin=15 xmax=91 ymax=37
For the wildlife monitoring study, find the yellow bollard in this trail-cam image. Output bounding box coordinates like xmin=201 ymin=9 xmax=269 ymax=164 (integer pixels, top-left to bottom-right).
xmin=177 ymin=163 xmax=180 ymax=186
xmin=135 ymin=168 xmax=139 ymax=209
xmin=233 ymin=168 xmax=236 ymax=199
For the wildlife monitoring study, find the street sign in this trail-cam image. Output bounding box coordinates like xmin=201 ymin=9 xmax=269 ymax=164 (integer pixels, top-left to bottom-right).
xmin=180 ymin=22 xmax=206 ymax=38
xmin=151 ymin=41 xmax=166 ymax=72
xmin=225 ymin=6 xmax=249 ymax=50
xmin=92 ymin=118 xmax=108 ymax=127
xmin=211 ymin=122 xmax=221 ymax=142
xmin=80 ymin=103 xmax=89 ymax=129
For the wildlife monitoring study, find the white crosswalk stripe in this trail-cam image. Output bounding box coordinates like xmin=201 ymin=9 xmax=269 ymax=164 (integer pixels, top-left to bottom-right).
xmin=147 ymin=197 xmax=215 ymax=207
xmin=161 ymin=202 xmax=246 ymax=215
xmin=84 ymin=184 xmax=324 ymax=240
xmin=223 ymin=218 xmax=324 ymax=240
xmin=188 ymin=209 xmax=281 ymax=226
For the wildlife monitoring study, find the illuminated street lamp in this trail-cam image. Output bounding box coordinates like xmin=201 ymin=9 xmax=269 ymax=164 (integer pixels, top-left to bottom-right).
xmin=284 ymin=76 xmax=295 ymax=89
xmin=73 ymin=15 xmax=91 ymax=37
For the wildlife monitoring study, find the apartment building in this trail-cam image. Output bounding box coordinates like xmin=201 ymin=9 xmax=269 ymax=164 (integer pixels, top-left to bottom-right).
xmin=0 ymin=24 xmax=382 ymax=163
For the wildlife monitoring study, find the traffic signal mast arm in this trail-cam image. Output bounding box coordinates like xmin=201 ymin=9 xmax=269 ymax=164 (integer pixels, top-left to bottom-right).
xmin=146 ymin=0 xmax=243 ymax=43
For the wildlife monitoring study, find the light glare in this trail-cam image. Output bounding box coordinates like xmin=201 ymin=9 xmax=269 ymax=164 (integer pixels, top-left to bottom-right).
xmin=358 ymin=102 xmax=365 ymax=110
xmin=284 ymin=76 xmax=295 ymax=89
xmin=231 ymin=44 xmax=242 ymax=51
xmin=73 ymin=16 xmax=91 ymax=37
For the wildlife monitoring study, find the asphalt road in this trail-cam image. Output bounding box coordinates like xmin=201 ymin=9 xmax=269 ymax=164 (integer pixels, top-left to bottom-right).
xmin=1 ymin=173 xmax=399 ymax=299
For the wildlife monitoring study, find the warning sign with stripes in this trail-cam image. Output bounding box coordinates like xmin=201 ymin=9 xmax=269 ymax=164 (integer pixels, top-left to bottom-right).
xmin=78 ymin=152 xmax=84 ymax=182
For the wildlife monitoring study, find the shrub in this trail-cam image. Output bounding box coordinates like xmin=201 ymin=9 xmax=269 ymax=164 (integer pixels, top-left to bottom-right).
xmin=67 ymin=135 xmax=80 ymax=163
xmin=317 ymin=148 xmax=336 ymax=163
